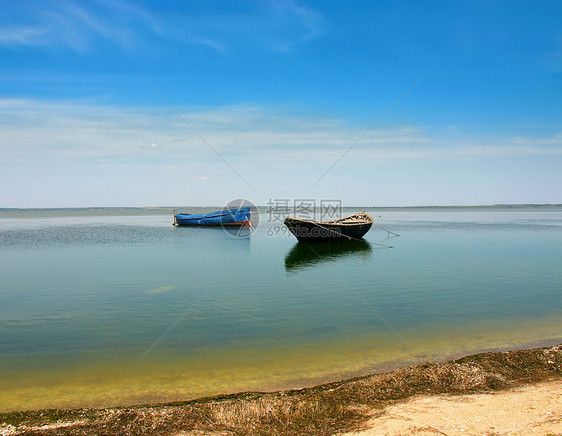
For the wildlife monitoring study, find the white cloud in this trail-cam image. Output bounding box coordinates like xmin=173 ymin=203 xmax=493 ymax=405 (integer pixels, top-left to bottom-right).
xmin=0 ymin=99 xmax=204 ymax=162
xmin=0 ymin=0 xmax=159 ymax=51
xmin=0 ymin=0 xmax=323 ymax=54
xmin=159 ymin=0 xmax=325 ymax=54
xmin=0 ymin=26 xmax=48 ymax=46
xmin=281 ymin=1 xmax=323 ymax=38
xmin=1 ymin=99 xmax=561 ymax=170
xmin=189 ymin=37 xmax=226 ymax=54
xmin=1 ymin=99 xmax=560 ymax=207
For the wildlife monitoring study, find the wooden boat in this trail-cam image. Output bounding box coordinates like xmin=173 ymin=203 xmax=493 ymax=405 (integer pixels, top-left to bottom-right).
xmin=284 ymin=211 xmax=374 ymax=242
xmin=174 ymin=207 xmax=250 ymax=227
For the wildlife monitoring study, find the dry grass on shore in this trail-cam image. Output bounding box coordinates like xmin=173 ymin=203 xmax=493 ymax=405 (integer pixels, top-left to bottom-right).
xmin=1 ymin=344 xmax=561 ymax=436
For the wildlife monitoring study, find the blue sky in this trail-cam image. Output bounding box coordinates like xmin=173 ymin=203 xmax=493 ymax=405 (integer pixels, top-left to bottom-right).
xmin=1 ymin=0 xmax=561 ymax=207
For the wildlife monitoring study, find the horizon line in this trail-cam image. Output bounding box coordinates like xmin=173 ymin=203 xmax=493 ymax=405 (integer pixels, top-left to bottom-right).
xmin=1 ymin=203 xmax=561 ymax=211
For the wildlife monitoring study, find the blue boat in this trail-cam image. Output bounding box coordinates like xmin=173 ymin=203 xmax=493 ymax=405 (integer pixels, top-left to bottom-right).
xmin=174 ymin=207 xmax=251 ymax=227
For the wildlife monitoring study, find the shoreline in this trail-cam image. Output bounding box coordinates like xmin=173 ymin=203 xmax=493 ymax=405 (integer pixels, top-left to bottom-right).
xmin=1 ymin=343 xmax=561 ymax=435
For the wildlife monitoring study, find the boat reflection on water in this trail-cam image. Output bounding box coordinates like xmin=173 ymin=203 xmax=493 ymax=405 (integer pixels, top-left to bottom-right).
xmin=171 ymin=226 xmax=250 ymax=254
xmin=284 ymin=239 xmax=372 ymax=272
xmin=221 ymin=226 xmax=253 ymax=239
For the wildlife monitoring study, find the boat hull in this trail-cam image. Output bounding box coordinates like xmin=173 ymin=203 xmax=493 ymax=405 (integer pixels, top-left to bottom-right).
xmin=284 ymin=217 xmax=372 ymax=242
xmin=174 ymin=207 xmax=250 ymax=227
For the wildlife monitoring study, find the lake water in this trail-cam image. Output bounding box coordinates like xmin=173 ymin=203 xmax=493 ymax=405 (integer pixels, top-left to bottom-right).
xmin=1 ymin=207 xmax=561 ymax=412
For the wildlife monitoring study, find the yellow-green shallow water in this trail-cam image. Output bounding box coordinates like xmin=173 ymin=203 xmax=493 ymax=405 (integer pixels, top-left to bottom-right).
xmin=1 ymin=315 xmax=561 ymax=412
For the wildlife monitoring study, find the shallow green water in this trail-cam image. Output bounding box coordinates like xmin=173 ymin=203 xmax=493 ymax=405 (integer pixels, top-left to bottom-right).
xmin=1 ymin=207 xmax=561 ymax=411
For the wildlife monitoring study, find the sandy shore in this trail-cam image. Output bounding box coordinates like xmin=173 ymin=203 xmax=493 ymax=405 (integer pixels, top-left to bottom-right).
xmin=342 ymin=380 xmax=562 ymax=435
xmin=1 ymin=344 xmax=561 ymax=435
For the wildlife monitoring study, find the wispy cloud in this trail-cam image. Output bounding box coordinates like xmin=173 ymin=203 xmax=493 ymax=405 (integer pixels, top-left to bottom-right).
xmin=0 ymin=26 xmax=49 ymax=46
xmin=0 ymin=0 xmax=159 ymax=52
xmin=158 ymin=2 xmax=325 ymax=54
xmin=1 ymin=98 xmax=561 ymax=207
xmin=0 ymin=0 xmax=324 ymax=54
xmin=259 ymin=0 xmax=324 ymax=52
xmin=1 ymin=99 xmax=561 ymax=168
xmin=189 ymin=37 xmax=226 ymax=54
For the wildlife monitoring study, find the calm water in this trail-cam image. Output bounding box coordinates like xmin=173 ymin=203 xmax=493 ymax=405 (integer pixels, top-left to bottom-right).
xmin=1 ymin=207 xmax=561 ymax=411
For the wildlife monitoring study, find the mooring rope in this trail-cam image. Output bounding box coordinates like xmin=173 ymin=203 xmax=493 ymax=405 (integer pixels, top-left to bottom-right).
xmin=303 ymin=221 xmax=394 ymax=248
xmin=373 ymin=222 xmax=400 ymax=237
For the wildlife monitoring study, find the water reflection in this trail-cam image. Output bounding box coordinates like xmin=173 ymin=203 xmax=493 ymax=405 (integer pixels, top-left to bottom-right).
xmin=172 ymin=225 xmax=251 ymax=244
xmin=284 ymin=239 xmax=372 ymax=272
xmin=221 ymin=226 xmax=253 ymax=239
